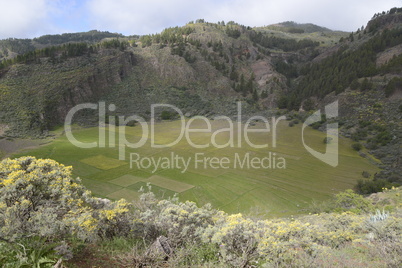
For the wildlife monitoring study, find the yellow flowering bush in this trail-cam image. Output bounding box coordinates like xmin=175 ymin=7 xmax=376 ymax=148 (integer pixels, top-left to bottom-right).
xmin=97 ymin=198 xmax=131 ymax=239
xmin=257 ymin=219 xmax=318 ymax=265
xmin=202 ymin=213 xmax=262 ymax=267
xmin=0 ymin=157 xmax=87 ymax=240
xmin=136 ymin=189 xmax=218 ymax=246
xmin=256 ymin=213 xmax=369 ymax=265
xmin=0 ymin=157 xmax=132 ymax=242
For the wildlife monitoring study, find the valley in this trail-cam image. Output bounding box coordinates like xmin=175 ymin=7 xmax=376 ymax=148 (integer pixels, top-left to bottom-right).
xmin=11 ymin=119 xmax=378 ymax=217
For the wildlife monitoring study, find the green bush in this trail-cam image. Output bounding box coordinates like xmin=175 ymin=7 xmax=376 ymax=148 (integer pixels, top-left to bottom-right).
xmin=311 ymin=122 xmax=321 ymax=129
xmin=352 ymin=142 xmax=363 ymax=151
xmin=303 ymin=99 xmax=315 ymax=111
xmin=333 ymin=189 xmax=374 ymax=213
xmin=373 ymin=130 xmax=392 ymax=146
xmin=385 ymin=77 xmax=402 ymax=97
xmin=161 ymin=110 xmax=176 ymax=120
xmin=351 ymin=129 xmax=367 ymax=141
xmin=355 ymin=179 xmax=396 ymax=195
xmin=0 ymin=237 xmax=59 ymax=267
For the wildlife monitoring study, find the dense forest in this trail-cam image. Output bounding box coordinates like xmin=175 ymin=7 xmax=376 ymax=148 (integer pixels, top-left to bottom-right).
xmin=0 ymin=30 xmax=125 ymax=61
xmin=0 ymin=39 xmax=129 ymax=69
xmin=277 ymin=27 xmax=402 ymax=110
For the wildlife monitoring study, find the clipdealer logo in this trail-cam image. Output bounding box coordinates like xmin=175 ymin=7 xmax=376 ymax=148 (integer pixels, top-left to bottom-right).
xmin=64 ymin=101 xmax=338 ymax=173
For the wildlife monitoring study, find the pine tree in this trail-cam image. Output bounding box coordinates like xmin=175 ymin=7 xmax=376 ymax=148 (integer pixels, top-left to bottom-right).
xmin=252 ymin=89 xmax=259 ymax=101
xmin=240 ymin=74 xmax=246 ymax=96
xmin=246 ymin=73 xmax=255 ymax=93
xmin=230 ymin=65 xmax=238 ymax=81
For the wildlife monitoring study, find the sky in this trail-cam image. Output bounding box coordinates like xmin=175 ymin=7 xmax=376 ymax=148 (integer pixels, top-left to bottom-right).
xmin=0 ymin=0 xmax=400 ymax=39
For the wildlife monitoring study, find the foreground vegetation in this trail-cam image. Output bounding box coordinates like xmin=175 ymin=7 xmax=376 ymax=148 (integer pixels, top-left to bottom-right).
xmin=0 ymin=156 xmax=401 ymax=267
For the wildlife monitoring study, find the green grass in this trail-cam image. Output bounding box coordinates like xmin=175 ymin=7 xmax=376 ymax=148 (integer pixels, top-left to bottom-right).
xmin=253 ymin=26 xmax=349 ymax=47
xmin=143 ymin=175 xmax=194 ymax=193
xmin=109 ymin=174 xmax=145 ymax=187
xmin=106 ymin=188 xmax=141 ymax=201
xmin=81 ymin=178 xmax=123 ymax=198
xmin=11 ymin=119 xmax=379 ymax=217
xmin=80 ymin=155 xmax=127 ymax=170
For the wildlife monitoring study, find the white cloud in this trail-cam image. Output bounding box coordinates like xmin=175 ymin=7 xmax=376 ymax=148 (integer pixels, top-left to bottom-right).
xmin=86 ymin=0 xmax=215 ymax=34
xmin=0 ymin=0 xmax=50 ymax=38
xmin=0 ymin=0 xmax=401 ymax=39
xmin=204 ymin=0 xmax=402 ymax=31
xmin=0 ymin=0 xmax=87 ymax=39
xmin=86 ymin=0 xmax=402 ymax=35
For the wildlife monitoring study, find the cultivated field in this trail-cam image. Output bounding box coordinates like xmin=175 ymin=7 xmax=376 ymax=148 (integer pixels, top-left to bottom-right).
xmin=11 ymin=119 xmax=379 ymax=217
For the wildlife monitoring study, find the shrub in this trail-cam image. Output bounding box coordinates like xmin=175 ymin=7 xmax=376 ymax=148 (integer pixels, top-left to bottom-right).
xmin=161 ymin=110 xmax=175 ymax=120
xmin=366 ymin=213 xmax=402 ymax=244
xmin=385 ymin=77 xmax=402 ymax=97
xmin=0 ymin=157 xmax=88 ymax=240
xmin=0 ymin=156 xmax=131 ymax=242
xmin=359 ymin=120 xmax=371 ymax=128
xmin=352 ymin=142 xmax=363 ymax=151
xmin=369 ymin=209 xmax=389 ymax=223
xmin=373 ymin=130 xmax=392 ymax=146
xmin=134 ymin=187 xmax=219 ymax=246
xmin=311 ymin=122 xmax=321 ymax=129
xmin=355 ymin=179 xmax=398 ymax=195
xmin=303 ymin=99 xmax=315 ymax=111
xmin=202 ymin=214 xmax=261 ymax=267
xmin=351 ymin=129 xmax=368 ymax=141
xmin=258 ymin=219 xmax=314 ymax=264
xmin=333 ymin=189 xmax=373 ymax=213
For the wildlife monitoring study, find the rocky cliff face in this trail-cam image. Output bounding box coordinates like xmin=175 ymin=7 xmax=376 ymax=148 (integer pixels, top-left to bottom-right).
xmin=0 ymin=50 xmax=136 ymax=136
xmin=55 ymin=50 xmax=136 ymax=123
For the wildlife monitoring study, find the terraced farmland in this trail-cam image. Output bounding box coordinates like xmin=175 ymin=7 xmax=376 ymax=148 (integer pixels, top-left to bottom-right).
xmin=12 ymin=119 xmax=379 ymax=217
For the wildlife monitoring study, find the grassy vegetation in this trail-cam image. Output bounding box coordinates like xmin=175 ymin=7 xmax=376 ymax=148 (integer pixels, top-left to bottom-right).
xmin=12 ymin=119 xmax=379 ymax=217
xmin=253 ymin=25 xmax=348 ymax=47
